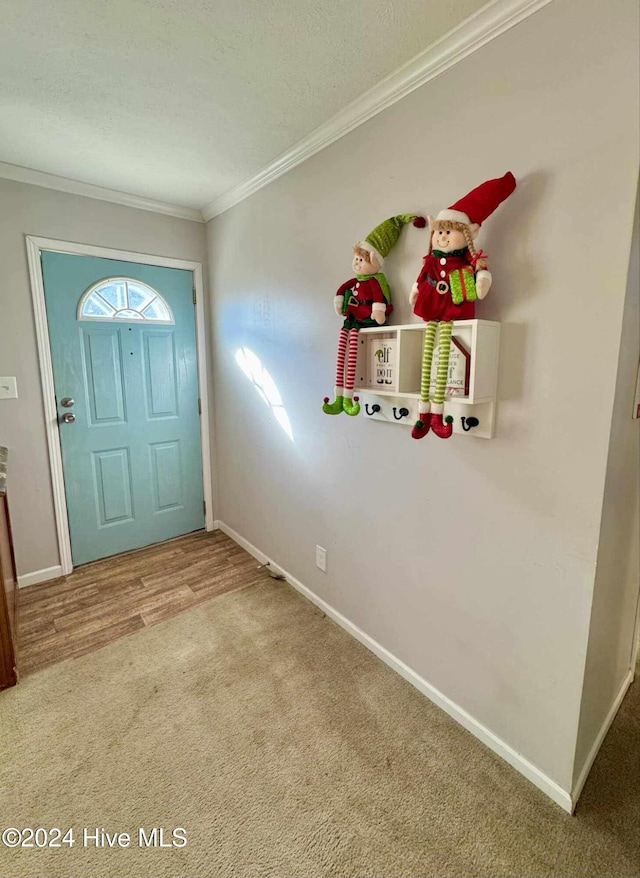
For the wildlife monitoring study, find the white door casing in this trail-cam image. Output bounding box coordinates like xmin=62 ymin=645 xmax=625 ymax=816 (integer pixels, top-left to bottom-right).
xmin=26 ymin=235 xmax=215 ymax=577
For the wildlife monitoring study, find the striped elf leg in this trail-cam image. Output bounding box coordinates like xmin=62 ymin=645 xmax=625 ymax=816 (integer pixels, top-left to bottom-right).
xmin=412 ymin=321 xmax=438 ymax=440
xmin=342 ymin=328 xmax=361 ymax=416
xmin=323 ymin=328 xmax=348 ymax=414
xmin=431 ymin=321 xmax=454 ymax=439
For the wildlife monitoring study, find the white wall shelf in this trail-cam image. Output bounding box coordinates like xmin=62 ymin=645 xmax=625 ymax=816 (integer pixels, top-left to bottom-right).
xmin=356 ymin=320 xmax=501 ymax=438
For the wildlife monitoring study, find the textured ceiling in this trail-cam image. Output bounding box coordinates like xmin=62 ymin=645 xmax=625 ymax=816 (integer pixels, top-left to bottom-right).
xmin=0 ymin=0 xmax=489 ymax=210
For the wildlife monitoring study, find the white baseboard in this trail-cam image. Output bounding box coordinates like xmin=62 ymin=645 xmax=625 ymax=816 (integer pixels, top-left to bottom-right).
xmin=216 ymin=520 xmax=574 ymax=813
xmin=570 ymin=669 xmax=635 ymax=808
xmin=17 ymin=565 xmax=63 ymax=588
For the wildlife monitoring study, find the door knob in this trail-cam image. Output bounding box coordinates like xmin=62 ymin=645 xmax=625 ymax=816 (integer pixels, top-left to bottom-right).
xmin=61 ymin=412 xmax=76 ymax=424
xmin=60 ymin=397 xmax=74 ymax=408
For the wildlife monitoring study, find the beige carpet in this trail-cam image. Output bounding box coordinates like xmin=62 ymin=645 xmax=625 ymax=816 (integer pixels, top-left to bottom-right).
xmin=1 ymin=578 xmax=638 ymax=878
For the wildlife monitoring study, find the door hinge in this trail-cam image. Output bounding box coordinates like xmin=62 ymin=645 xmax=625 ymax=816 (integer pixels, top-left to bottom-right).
xmin=198 ymin=397 xmax=202 ymax=415
xmin=203 ymin=500 xmax=206 ymax=516
xmin=192 ymin=286 xmax=196 ymax=305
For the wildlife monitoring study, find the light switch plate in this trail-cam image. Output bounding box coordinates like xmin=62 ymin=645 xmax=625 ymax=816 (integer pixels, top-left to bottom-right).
xmin=315 ymin=545 xmax=327 ymax=572
xmin=0 ymin=377 xmax=18 ymax=399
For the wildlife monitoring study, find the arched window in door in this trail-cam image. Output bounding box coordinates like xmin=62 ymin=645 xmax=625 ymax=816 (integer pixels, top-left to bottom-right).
xmin=77 ymin=277 xmax=174 ymax=323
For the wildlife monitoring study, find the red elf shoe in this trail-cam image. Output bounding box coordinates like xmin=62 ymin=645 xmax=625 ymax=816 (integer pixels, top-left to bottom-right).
xmin=430 ymin=413 xmax=454 ymax=439
xmin=411 ymin=414 xmax=431 ymax=440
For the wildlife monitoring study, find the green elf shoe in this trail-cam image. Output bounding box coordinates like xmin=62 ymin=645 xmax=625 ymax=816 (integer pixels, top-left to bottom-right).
xmin=323 ymin=395 xmax=344 ymax=415
xmin=342 ymin=395 xmax=360 ymax=417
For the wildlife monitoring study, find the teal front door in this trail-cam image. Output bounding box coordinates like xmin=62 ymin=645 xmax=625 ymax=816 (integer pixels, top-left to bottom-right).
xmin=42 ymin=252 xmax=205 ymax=566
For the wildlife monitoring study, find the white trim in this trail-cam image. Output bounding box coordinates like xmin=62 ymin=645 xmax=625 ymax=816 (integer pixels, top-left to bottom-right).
xmin=0 ymin=161 xmax=204 ymax=223
xmin=26 ymin=237 xmax=208 ymax=271
xmin=18 ymin=566 xmax=64 ymax=588
xmin=25 ymin=235 xmax=215 ymax=576
xmin=26 ymin=240 xmax=74 ymax=575
xmin=570 ymin=670 xmax=635 ymax=809
xmin=217 ymin=522 xmax=270 ymax=566
xmin=202 ymin=0 xmax=553 ymax=220
xmin=437 ymin=209 xmax=471 ymax=224
xmin=193 ymin=260 xmax=215 ymax=533
xmin=216 ymin=519 xmax=573 ymax=813
xmin=630 ymin=570 xmax=640 ymax=680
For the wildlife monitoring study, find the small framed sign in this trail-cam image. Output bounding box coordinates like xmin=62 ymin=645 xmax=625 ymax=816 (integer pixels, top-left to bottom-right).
xmin=429 ymin=336 xmax=471 ymax=397
xmin=369 ymin=337 xmax=396 ymax=389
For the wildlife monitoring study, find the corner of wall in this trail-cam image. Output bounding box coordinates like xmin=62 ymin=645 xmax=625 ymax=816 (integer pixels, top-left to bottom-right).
xmin=571 ymin=181 xmax=640 ymax=796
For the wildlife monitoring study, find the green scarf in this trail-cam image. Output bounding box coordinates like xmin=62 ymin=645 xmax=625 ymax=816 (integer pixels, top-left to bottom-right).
xmin=354 ymin=272 xmax=391 ymax=304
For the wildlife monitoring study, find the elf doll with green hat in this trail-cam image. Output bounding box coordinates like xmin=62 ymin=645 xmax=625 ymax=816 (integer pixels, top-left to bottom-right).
xmin=323 ymin=213 xmax=426 ymax=416
xmin=410 ymin=172 xmax=516 ymax=439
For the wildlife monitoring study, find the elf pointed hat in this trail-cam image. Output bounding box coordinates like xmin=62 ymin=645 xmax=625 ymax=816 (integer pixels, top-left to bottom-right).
xmin=358 ymin=214 xmax=426 ymax=266
xmin=435 ymin=172 xmax=516 ymax=228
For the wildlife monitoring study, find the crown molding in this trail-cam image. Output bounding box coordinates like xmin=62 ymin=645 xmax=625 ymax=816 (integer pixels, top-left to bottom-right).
xmin=203 ymin=0 xmax=553 ymax=221
xmin=0 ymin=0 xmax=552 ymax=224
xmin=0 ymin=161 xmax=205 ymax=223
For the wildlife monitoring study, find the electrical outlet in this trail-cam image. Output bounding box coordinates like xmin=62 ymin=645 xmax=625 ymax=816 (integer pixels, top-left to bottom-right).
xmin=0 ymin=377 xmax=17 ymax=399
xmin=316 ymin=545 xmax=327 ymax=572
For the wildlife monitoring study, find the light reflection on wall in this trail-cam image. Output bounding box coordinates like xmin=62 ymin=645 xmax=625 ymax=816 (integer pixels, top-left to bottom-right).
xmin=235 ymin=348 xmax=294 ymax=441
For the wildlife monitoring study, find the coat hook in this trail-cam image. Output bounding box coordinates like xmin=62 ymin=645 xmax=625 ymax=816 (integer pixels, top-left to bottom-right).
xmin=393 ymin=407 xmax=409 ymax=420
xmin=461 ymin=416 xmax=479 ymax=432
xmin=365 ymin=403 xmax=381 ymax=416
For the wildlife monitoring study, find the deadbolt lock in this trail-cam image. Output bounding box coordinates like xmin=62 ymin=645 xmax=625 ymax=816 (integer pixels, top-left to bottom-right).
xmin=60 ymin=397 xmax=74 ymax=408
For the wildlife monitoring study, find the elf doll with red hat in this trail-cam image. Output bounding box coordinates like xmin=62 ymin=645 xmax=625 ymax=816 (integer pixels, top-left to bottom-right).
xmin=323 ymin=214 xmax=425 ymax=416
xmin=410 ymin=172 xmax=516 ymax=439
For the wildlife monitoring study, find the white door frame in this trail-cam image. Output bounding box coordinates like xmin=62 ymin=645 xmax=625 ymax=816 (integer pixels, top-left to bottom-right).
xmin=26 ymin=235 xmax=215 ymax=576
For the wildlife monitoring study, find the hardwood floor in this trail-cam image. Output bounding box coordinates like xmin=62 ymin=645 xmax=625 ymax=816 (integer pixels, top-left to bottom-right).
xmin=17 ymin=530 xmax=270 ymax=677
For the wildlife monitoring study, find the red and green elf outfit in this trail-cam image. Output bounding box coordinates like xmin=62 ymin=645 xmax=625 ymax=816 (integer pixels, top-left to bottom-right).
xmin=323 ymin=214 xmax=425 ymax=417
xmin=413 ymin=249 xmax=477 ymax=323
xmin=412 ymin=172 xmax=516 ymax=440
xmin=336 ymin=273 xmax=393 ymax=328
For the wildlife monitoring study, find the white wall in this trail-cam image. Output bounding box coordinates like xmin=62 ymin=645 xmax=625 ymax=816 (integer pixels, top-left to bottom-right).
xmin=207 ymin=0 xmax=639 ymax=795
xmin=0 ymin=178 xmax=210 ymax=577
xmin=573 ymin=187 xmax=640 ymax=786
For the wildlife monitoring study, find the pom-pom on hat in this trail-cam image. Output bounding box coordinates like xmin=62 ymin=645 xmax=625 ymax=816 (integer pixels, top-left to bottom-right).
xmin=436 ymin=172 xmax=516 ymax=227
xmin=359 ymin=214 xmax=426 ymax=266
